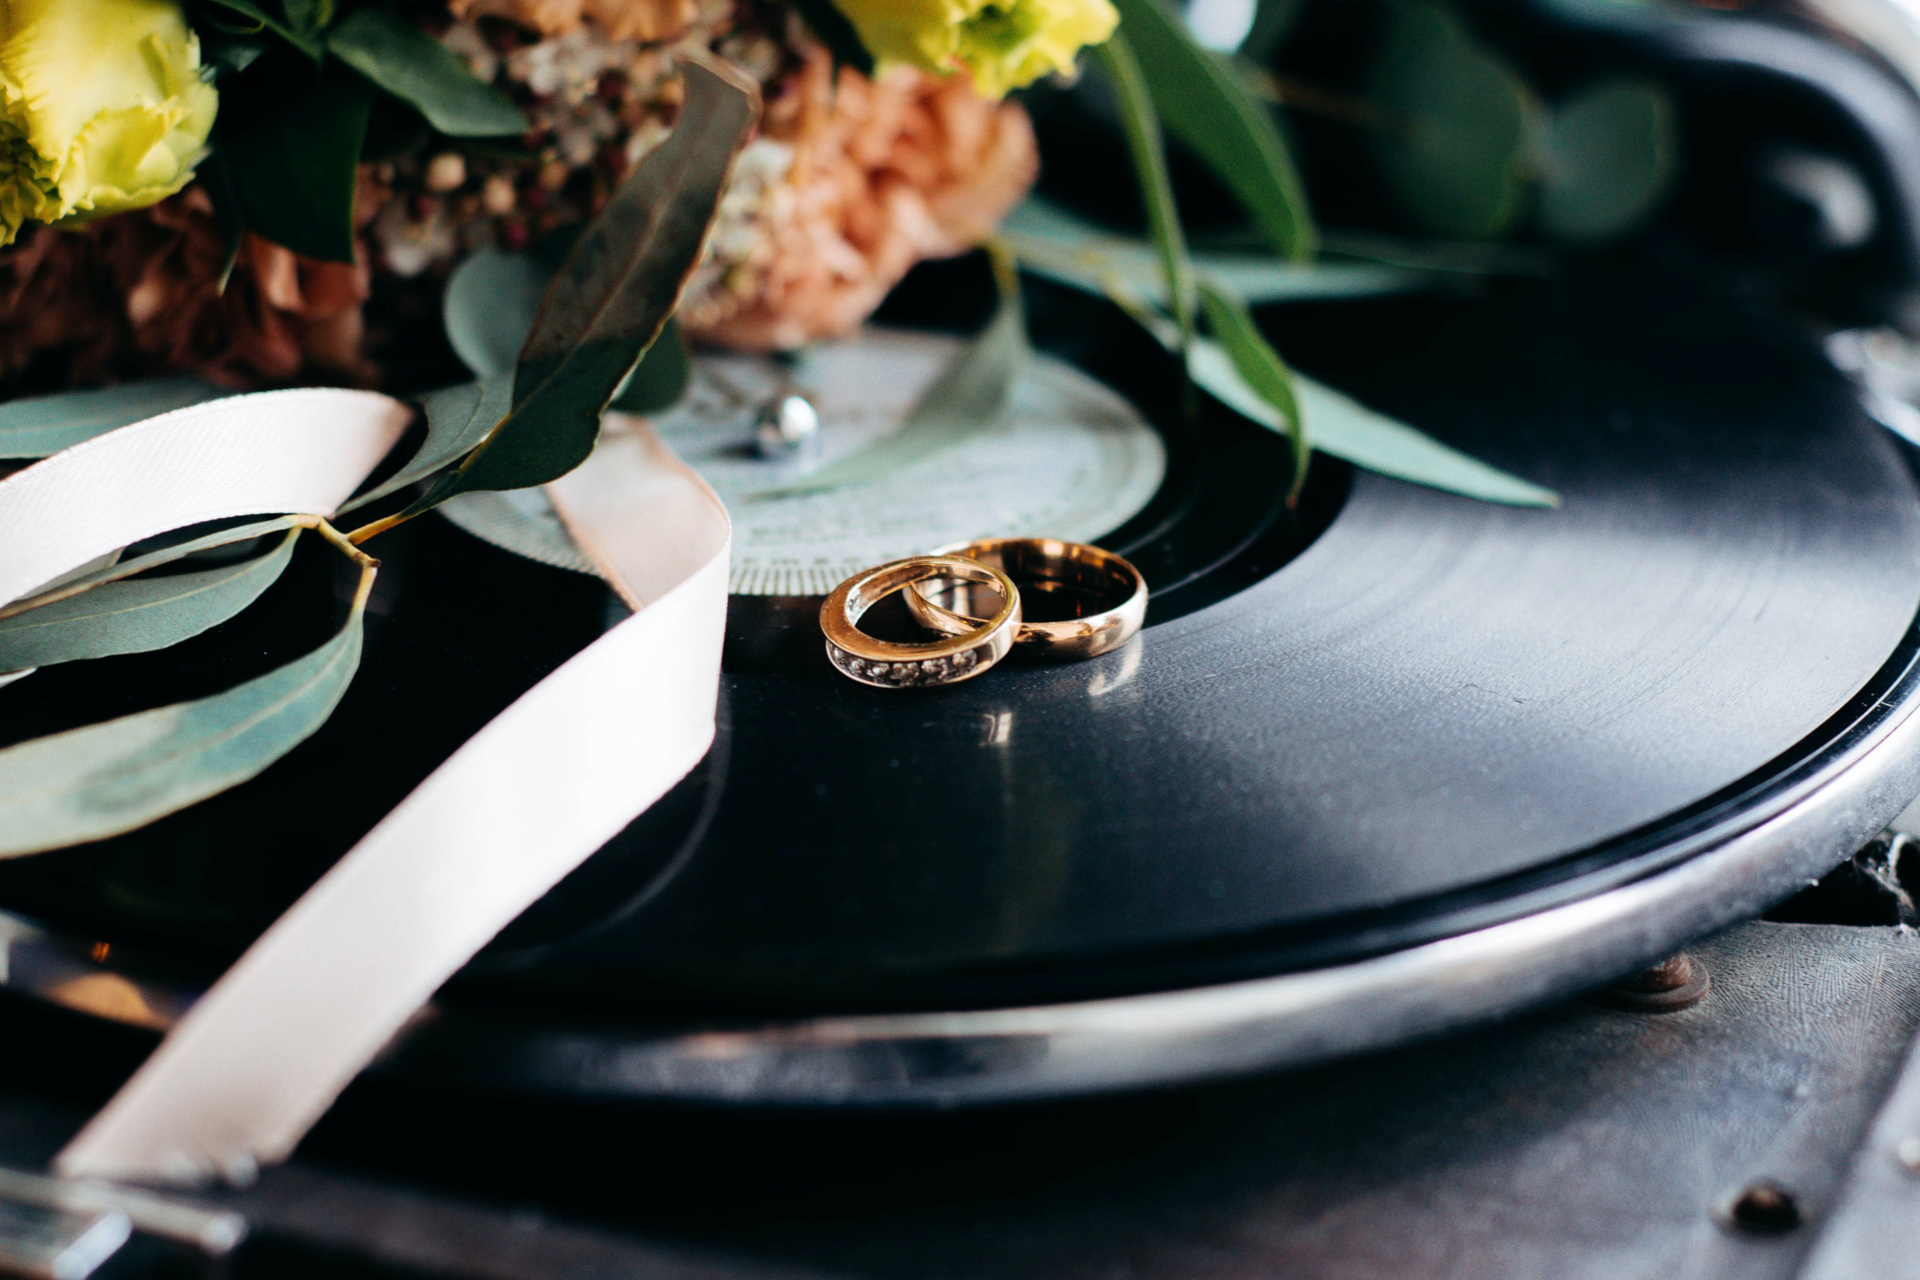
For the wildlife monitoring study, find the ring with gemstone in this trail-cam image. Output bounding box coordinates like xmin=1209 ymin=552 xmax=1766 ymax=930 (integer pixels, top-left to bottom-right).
xmin=903 ymin=537 xmax=1147 ymax=663
xmin=820 ymin=555 xmax=1022 ymax=689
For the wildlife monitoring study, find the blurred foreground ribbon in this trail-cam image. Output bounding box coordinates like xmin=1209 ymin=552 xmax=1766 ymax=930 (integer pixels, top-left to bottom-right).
xmin=0 ymin=392 xmax=729 ymax=1183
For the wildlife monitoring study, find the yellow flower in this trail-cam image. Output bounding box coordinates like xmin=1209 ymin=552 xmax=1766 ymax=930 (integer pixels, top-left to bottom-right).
xmin=0 ymin=0 xmax=218 ymax=245
xmin=833 ymin=0 xmax=1118 ymax=98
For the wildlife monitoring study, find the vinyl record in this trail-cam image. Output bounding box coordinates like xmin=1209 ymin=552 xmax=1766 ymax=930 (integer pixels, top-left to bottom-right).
xmin=2 ymin=270 xmax=1918 ymax=1104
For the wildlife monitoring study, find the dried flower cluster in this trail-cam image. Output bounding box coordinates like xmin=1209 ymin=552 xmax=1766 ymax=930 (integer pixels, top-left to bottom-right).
xmin=0 ymin=188 xmax=373 ymax=389
xmin=0 ymin=0 xmax=1038 ymax=392
xmin=370 ymin=4 xmax=1037 ymax=350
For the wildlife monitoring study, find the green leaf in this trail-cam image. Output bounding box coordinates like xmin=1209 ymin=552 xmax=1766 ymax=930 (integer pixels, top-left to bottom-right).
xmin=610 ymin=319 xmax=690 ymax=414
xmin=1536 ymin=79 xmax=1678 ymax=244
xmin=1197 ymin=282 xmax=1308 ymax=504
xmin=282 ymin=0 xmax=333 ymax=35
xmin=438 ymin=489 xmax=596 ymax=574
xmin=338 ymin=375 xmax=512 ymax=514
xmin=0 ymin=379 xmax=230 ymax=459
xmin=0 ymin=575 xmax=368 ymax=857
xmin=204 ymin=33 xmax=269 ymax=77
xmin=1096 ymin=34 xmax=1195 ymax=343
xmin=1000 ymin=228 xmax=1557 ymax=506
xmin=443 ymin=249 xmax=550 ymax=379
xmin=1004 ymin=198 xmax=1437 ymax=305
xmin=444 ymin=248 xmax=692 ymax=412
xmin=0 ymin=531 xmax=297 ymax=671
xmin=406 ymin=59 xmax=759 ymax=511
xmin=1108 ymin=0 xmax=1316 ymax=259
xmin=0 ymin=519 xmax=301 ymax=621
xmin=224 ymin=77 xmax=372 ymax=262
xmin=1315 ymin=227 xmax=1554 ymax=278
xmin=1188 ymin=340 xmax=1559 ymax=507
xmin=1240 ymin=0 xmax=1308 ymax=61
xmin=327 ymin=9 xmax=527 ymax=138
xmin=197 ymin=0 xmax=322 ymax=60
xmin=748 ymin=253 xmax=1029 ymax=500
xmin=1367 ymin=3 xmax=1533 ymax=239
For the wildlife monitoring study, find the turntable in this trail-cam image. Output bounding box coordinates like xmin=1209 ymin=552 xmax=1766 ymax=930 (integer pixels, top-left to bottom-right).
xmin=5 ymin=0 xmax=1920 ymax=1138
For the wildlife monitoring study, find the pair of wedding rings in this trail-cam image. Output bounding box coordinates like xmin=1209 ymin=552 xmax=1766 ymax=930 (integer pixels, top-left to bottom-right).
xmin=820 ymin=538 xmax=1147 ymax=689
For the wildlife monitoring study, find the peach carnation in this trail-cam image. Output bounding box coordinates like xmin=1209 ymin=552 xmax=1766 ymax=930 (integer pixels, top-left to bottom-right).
xmin=680 ymin=45 xmax=1039 ymax=350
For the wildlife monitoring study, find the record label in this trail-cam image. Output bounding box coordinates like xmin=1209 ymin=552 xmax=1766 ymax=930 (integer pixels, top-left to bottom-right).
xmin=650 ymin=329 xmax=1167 ymax=596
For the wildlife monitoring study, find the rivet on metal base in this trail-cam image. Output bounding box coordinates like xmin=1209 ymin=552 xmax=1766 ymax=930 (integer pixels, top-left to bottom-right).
xmin=1589 ymin=951 xmax=1710 ymax=1013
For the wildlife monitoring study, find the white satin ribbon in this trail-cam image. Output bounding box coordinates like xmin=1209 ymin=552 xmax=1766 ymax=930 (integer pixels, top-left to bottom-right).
xmin=0 ymin=392 xmax=729 ymax=1184
xmin=0 ymin=389 xmax=411 ymax=607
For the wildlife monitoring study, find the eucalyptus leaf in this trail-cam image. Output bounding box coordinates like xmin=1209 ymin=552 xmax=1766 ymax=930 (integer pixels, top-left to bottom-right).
xmin=611 ymin=320 xmax=691 ymax=414
xmin=1537 ymin=79 xmax=1678 ymax=244
xmin=1197 ymin=282 xmax=1308 ymax=503
xmin=437 ymin=489 xmax=596 ymax=574
xmin=443 ymin=248 xmax=693 ymax=412
xmin=0 ymin=379 xmax=229 ymax=459
xmin=3 ymin=518 xmax=301 ymax=619
xmin=1241 ymin=0 xmax=1308 ymax=60
xmin=1315 ymin=228 xmax=1555 ymax=277
xmin=1004 ymin=198 xmax=1437 ymax=304
xmin=225 ymin=77 xmax=372 ymax=262
xmin=406 ymin=59 xmax=759 ymax=512
xmin=1006 ymin=233 xmax=1558 ymax=506
xmin=1368 ymin=3 xmax=1533 ymax=239
xmin=1188 ymin=340 xmax=1559 ymax=506
xmin=339 ymin=375 xmax=512 ymax=513
xmin=32 ymin=551 xmax=123 ymax=599
xmin=327 ymin=9 xmax=527 ymax=138
xmin=1097 ymin=34 xmax=1195 ymax=340
xmin=748 ymin=265 xmax=1029 ymax=500
xmin=282 ymin=0 xmax=333 ymax=35
xmin=443 ymin=249 xmax=550 ymax=378
xmin=0 ymin=531 xmax=298 ymax=671
xmin=0 ymin=581 xmax=368 ymax=857
xmin=1108 ymin=0 xmax=1316 ymax=259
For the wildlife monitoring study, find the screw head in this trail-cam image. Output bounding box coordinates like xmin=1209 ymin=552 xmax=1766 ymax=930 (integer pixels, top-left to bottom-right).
xmin=1719 ymin=1180 xmax=1800 ymax=1234
xmin=1591 ymin=952 xmax=1710 ymax=1012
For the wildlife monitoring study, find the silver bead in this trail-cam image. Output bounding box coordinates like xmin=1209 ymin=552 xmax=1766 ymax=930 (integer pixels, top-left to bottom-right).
xmin=754 ymin=394 xmax=819 ymax=458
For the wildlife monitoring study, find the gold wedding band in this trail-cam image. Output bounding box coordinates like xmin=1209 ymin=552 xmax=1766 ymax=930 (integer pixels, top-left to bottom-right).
xmin=821 ymin=555 xmax=1022 ymax=688
xmin=904 ymin=537 xmax=1147 ymax=662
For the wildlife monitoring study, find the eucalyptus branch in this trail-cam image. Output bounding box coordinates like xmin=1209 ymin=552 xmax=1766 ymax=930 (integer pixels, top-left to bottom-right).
xmin=345 ymin=509 xmax=404 ymax=546
xmin=293 ymin=515 xmax=381 ymax=579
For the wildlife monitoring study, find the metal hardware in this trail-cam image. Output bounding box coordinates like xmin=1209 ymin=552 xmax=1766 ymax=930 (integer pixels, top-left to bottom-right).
xmin=1717 ymin=1179 xmax=1801 ymax=1234
xmin=1590 ymin=952 xmax=1711 ymax=1013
